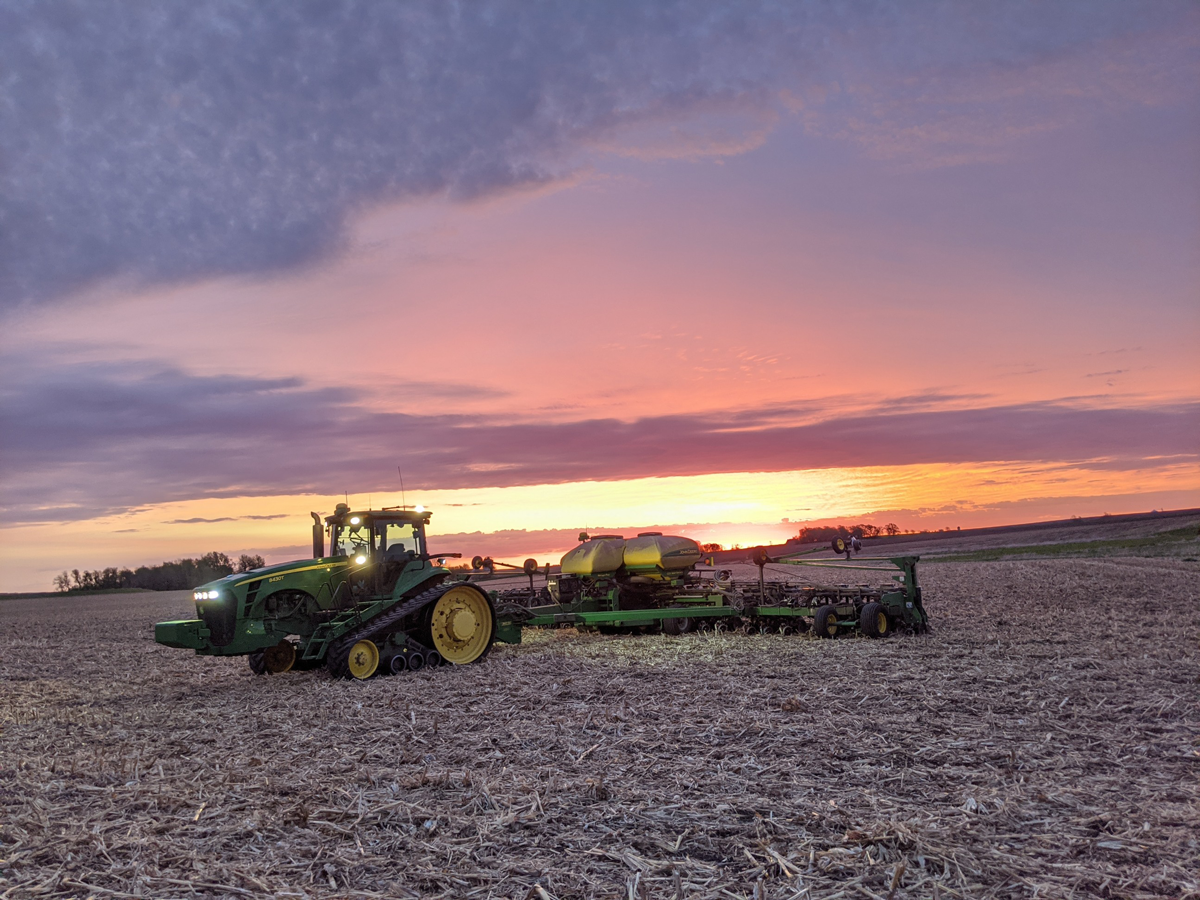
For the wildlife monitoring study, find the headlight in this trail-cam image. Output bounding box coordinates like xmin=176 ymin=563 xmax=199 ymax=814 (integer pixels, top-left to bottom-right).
xmin=350 ymin=516 xmax=361 ymax=525
xmin=354 ymin=554 xmax=367 ymax=565
xmin=194 ymin=590 xmax=221 ymax=601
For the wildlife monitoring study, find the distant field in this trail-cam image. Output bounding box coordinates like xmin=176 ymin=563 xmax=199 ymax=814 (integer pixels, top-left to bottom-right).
xmin=0 ymin=587 xmax=156 ymax=602
xmin=1 ymin=557 xmax=1196 ymax=899
xmin=927 ymin=524 xmax=1200 ymax=562
xmin=764 ymin=511 xmax=1200 ymax=566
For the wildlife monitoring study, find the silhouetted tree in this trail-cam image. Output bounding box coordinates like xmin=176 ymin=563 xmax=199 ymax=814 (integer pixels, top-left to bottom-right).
xmin=885 ymin=523 xmax=900 ymax=536
xmin=54 ymin=552 xmax=238 ymax=592
xmin=236 ymin=554 xmax=266 ymax=572
xmin=795 ymin=523 xmax=887 ymax=543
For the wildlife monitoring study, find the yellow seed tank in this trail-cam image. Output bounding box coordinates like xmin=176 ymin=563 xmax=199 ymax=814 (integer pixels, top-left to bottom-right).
xmin=559 ymin=532 xmax=702 ymax=577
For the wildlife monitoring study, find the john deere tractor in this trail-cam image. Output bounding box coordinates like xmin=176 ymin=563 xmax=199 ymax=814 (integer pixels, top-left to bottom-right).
xmin=155 ymin=504 xmax=515 ymax=678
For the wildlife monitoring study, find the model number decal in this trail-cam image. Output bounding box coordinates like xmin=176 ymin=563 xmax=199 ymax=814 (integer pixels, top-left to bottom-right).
xmin=269 ymin=575 xmax=285 ymax=583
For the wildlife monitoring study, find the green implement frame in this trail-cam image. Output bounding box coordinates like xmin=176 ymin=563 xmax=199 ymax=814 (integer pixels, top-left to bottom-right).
xmin=490 ymin=554 xmax=927 ymax=639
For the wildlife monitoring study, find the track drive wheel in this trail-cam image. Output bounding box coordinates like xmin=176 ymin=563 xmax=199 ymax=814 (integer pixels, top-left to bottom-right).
xmin=263 ymin=639 xmax=296 ymax=673
xmin=429 ymin=585 xmax=495 ymax=665
xmin=859 ymin=602 xmax=890 ymax=638
xmin=814 ymin=605 xmax=841 ymax=639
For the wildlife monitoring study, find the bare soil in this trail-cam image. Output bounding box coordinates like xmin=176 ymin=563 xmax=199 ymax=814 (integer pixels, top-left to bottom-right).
xmin=1 ymin=558 xmax=1197 ymax=899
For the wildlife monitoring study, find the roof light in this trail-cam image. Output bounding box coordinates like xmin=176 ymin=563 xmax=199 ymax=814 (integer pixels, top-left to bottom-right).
xmin=415 ymin=505 xmax=425 ymax=513
xmin=349 ymin=516 xmax=361 ymax=525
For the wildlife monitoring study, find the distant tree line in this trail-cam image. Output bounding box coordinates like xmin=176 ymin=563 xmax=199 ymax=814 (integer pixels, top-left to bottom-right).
xmin=793 ymin=522 xmax=901 ymax=543
xmin=53 ymin=552 xmax=266 ymax=592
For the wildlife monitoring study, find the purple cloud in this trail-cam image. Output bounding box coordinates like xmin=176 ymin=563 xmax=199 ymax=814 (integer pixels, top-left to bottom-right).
xmin=2 ymin=1 xmax=1189 ymax=308
xmin=1 ymin=358 xmax=1195 ymax=524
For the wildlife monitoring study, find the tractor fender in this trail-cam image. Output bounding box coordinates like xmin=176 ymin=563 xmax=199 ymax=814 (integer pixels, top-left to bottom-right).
xmin=391 ymin=564 xmax=447 ymax=601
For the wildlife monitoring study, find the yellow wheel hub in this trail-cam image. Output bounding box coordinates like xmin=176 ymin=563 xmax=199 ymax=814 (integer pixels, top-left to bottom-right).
xmin=876 ymin=611 xmax=889 ymax=635
xmin=827 ymin=617 xmax=839 ymax=637
xmin=347 ymin=639 xmax=379 ymax=679
xmin=263 ymin=640 xmax=295 ymax=674
xmin=430 ymin=586 xmax=493 ymax=665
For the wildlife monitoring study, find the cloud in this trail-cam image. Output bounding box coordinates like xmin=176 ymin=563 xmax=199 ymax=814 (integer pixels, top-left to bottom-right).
xmin=2 ymin=1 xmax=1190 ymax=309
xmin=165 ymin=514 xmax=289 ymax=524
xmin=1 ymin=357 xmax=1195 ymax=524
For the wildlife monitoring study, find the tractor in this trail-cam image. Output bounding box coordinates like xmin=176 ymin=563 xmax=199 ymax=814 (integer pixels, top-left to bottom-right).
xmin=154 ymin=504 xmax=516 ymax=678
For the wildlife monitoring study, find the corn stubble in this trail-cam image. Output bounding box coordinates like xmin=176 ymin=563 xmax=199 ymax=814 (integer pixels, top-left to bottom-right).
xmin=0 ymin=558 xmax=1196 ymax=899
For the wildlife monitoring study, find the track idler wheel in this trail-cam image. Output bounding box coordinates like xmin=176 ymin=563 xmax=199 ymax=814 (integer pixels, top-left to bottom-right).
xmin=814 ymin=605 xmax=841 ymax=639
xmin=328 ymin=639 xmax=381 ymax=679
xmin=859 ymin=602 xmax=891 ymax=638
xmin=347 ymin=640 xmax=380 ymax=679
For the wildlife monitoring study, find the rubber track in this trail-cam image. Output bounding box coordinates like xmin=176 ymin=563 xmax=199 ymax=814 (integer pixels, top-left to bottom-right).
xmin=326 ymin=580 xmax=452 ymax=677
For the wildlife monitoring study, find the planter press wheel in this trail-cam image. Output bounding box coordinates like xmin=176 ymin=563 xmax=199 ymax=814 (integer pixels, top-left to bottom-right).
xmin=859 ymin=602 xmax=890 ymax=638
xmin=814 ymin=605 xmax=840 ymax=639
xmin=346 ymin=640 xmax=380 ymax=679
xmin=263 ymin=639 xmax=296 ymax=674
xmin=429 ymin=585 xmax=495 ymax=665
xmin=662 ymin=609 xmax=693 ymax=636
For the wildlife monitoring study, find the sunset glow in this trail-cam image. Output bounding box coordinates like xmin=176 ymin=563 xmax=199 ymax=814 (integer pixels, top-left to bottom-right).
xmin=1 ymin=3 xmax=1197 ymax=591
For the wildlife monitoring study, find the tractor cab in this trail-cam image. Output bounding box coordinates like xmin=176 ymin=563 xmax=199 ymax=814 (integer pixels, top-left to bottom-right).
xmin=323 ymin=504 xmax=433 ymax=598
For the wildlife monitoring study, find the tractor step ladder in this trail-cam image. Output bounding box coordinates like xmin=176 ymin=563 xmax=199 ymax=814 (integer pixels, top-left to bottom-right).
xmin=302 ymin=609 xmax=363 ymax=661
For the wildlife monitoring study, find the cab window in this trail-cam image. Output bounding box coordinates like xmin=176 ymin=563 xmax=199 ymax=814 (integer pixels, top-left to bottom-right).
xmin=332 ymin=519 xmax=374 ymax=557
xmin=381 ymin=522 xmax=423 ymax=561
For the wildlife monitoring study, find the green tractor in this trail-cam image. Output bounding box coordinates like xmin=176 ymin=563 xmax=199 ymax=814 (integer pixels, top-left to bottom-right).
xmin=155 ymin=504 xmax=515 ymax=678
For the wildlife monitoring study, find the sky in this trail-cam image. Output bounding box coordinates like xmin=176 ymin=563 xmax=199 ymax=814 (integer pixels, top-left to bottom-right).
xmin=1 ymin=1 xmax=1198 ymax=591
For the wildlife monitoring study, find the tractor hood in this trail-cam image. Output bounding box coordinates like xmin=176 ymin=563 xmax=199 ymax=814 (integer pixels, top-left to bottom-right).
xmin=191 ymin=557 xmax=348 ymax=597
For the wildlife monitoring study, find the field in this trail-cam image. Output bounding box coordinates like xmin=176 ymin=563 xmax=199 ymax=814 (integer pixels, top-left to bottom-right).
xmin=1 ymin=557 xmax=1198 ymax=899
